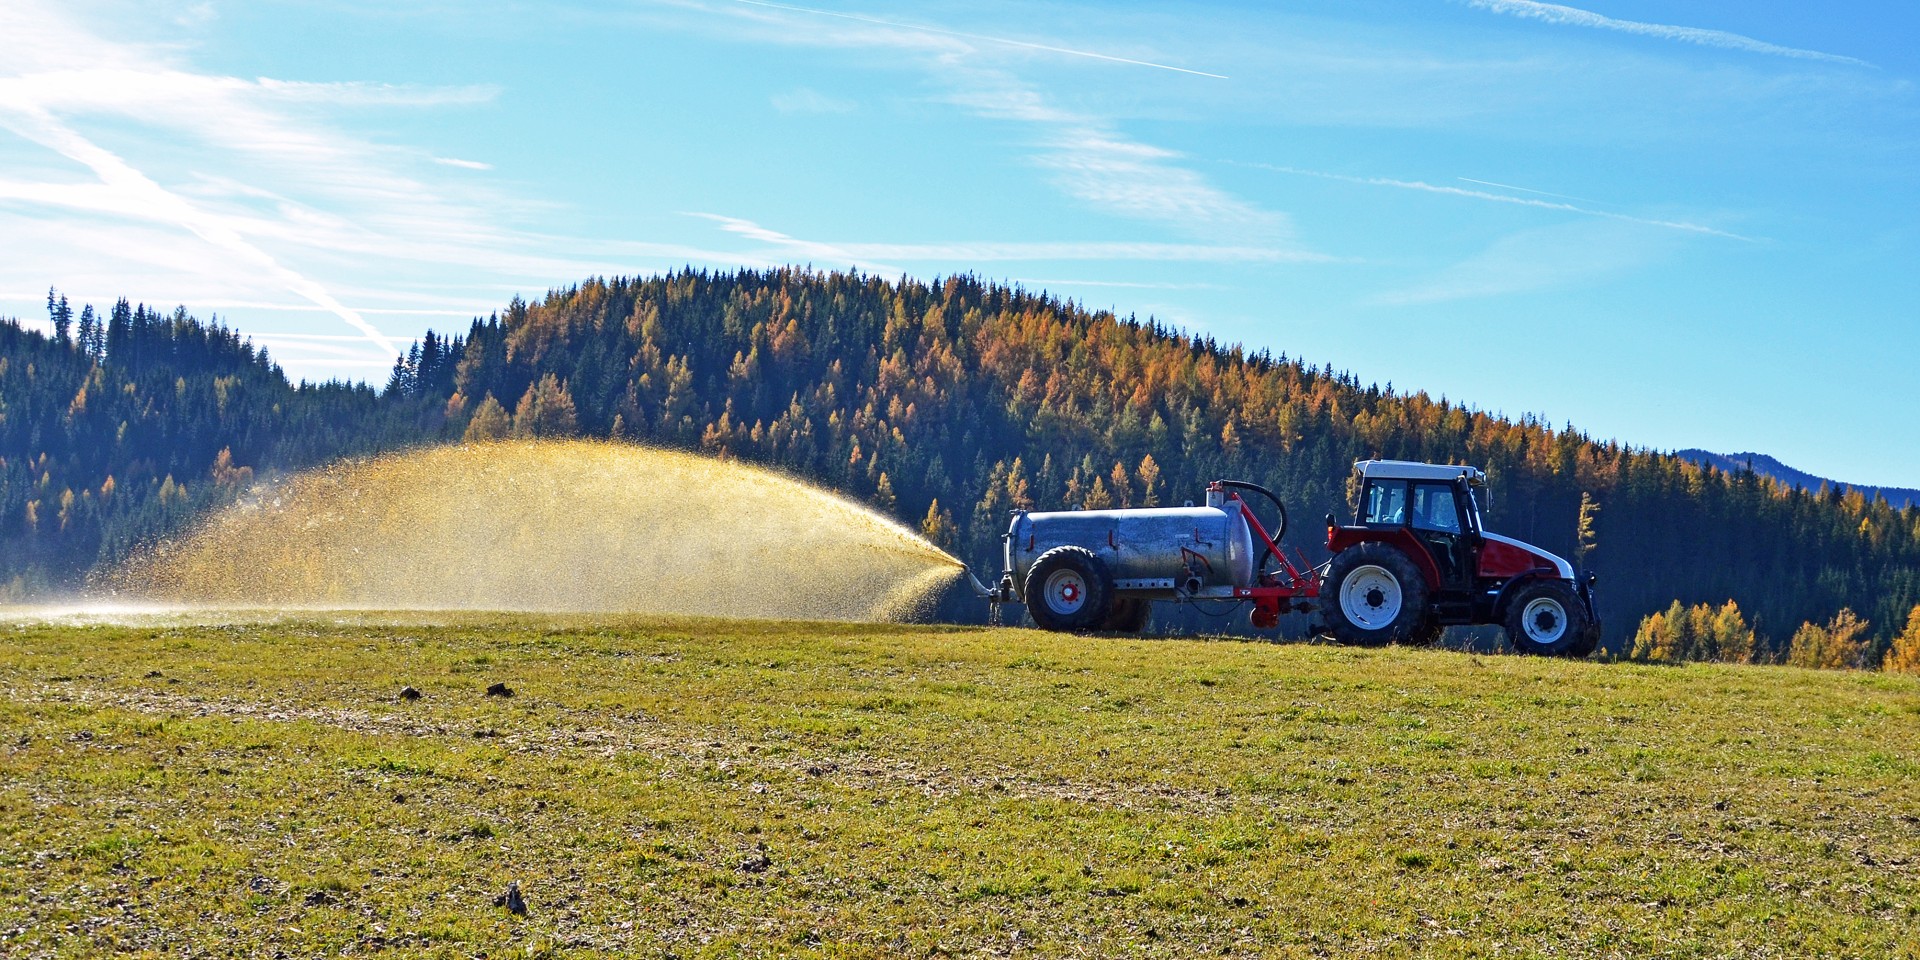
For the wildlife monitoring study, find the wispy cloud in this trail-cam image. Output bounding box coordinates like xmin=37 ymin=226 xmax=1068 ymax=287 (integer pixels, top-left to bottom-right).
xmin=0 ymin=105 xmax=400 ymax=354
xmin=687 ymin=213 xmax=1332 ymax=270
xmin=727 ymin=0 xmax=1229 ymax=79
xmin=1463 ymin=0 xmax=1869 ymax=67
xmin=1241 ymin=162 xmax=1750 ymax=241
xmin=1371 ymin=219 xmax=1670 ymax=305
xmin=688 ymin=0 xmax=1283 ymax=242
xmin=0 ymin=2 xmax=717 ymax=370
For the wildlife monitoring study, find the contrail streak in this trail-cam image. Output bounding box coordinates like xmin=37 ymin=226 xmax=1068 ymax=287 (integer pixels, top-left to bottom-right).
xmin=1464 ymin=0 xmax=1869 ymax=67
xmin=1457 ymin=177 xmax=1601 ymax=205
xmin=727 ymin=0 xmax=1229 ymax=79
xmin=1246 ymin=162 xmax=1752 ymax=241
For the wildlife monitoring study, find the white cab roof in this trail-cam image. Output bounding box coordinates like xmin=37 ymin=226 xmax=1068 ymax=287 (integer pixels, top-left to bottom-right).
xmin=1354 ymin=459 xmax=1486 ymax=485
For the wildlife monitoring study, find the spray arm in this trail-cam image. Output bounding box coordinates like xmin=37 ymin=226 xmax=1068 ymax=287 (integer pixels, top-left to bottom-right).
xmin=963 ymin=566 xmax=999 ymax=599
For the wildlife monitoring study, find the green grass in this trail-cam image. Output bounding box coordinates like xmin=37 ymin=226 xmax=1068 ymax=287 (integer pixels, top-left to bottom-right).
xmin=3 ymin=613 xmax=1919 ymax=958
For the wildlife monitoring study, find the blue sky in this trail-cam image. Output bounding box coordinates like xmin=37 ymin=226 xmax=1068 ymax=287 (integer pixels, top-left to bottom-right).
xmin=2 ymin=1 xmax=1915 ymax=485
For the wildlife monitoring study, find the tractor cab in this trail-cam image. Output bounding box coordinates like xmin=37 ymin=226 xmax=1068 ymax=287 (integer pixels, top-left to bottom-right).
xmin=1352 ymin=461 xmax=1485 ymax=592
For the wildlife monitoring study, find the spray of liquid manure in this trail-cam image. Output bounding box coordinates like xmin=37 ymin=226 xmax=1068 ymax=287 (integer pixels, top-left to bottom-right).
xmin=104 ymin=441 xmax=964 ymax=621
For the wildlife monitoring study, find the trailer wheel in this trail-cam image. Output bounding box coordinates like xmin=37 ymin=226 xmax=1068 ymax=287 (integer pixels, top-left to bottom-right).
xmin=1504 ymin=580 xmax=1592 ymax=657
xmin=1323 ymin=543 xmax=1429 ymax=646
xmin=1102 ymin=598 xmax=1151 ymax=633
xmin=1024 ymin=546 xmax=1114 ymax=632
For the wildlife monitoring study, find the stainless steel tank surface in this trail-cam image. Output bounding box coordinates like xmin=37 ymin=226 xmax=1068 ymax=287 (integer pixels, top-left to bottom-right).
xmin=1004 ymin=499 xmax=1256 ymax=600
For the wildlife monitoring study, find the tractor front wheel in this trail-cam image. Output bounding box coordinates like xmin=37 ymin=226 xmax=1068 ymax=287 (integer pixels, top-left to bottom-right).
xmin=1024 ymin=546 xmax=1115 ymax=632
xmin=1504 ymin=580 xmax=1592 ymax=657
xmin=1322 ymin=543 xmax=1430 ymax=646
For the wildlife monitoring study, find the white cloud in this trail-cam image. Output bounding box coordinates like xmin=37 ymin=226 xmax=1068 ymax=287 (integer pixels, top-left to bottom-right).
xmin=1463 ymin=0 xmax=1869 ymax=67
xmin=431 ymin=156 xmax=494 ymax=170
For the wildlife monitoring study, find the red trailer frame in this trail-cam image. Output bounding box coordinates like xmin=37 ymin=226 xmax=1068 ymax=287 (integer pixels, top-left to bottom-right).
xmin=1210 ymin=483 xmax=1322 ymax=629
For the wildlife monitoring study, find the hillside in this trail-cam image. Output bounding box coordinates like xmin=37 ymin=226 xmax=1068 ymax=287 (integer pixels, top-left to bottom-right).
xmin=1677 ymin=449 xmax=1920 ymax=512
xmin=426 ymin=271 xmax=1920 ymax=656
xmin=5 ymin=270 xmax=1920 ymax=655
xmin=4 ymin=614 xmax=1917 ymax=956
xmin=0 ymin=304 xmax=438 ymax=594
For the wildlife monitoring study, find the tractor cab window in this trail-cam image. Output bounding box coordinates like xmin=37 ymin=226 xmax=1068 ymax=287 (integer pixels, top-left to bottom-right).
xmin=1362 ymin=480 xmax=1408 ymax=525
xmin=1411 ymin=483 xmax=1462 ymax=534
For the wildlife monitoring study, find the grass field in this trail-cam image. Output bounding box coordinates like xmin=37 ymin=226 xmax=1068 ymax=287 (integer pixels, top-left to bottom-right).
xmin=3 ymin=613 xmax=1919 ymax=958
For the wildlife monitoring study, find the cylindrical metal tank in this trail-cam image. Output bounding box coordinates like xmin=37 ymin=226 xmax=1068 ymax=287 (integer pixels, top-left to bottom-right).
xmin=1004 ymin=497 xmax=1256 ymax=601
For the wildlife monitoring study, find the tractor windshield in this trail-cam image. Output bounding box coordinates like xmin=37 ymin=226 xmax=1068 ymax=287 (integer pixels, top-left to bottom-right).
xmin=1411 ymin=483 xmax=1462 ymax=534
xmin=1362 ymin=480 xmax=1408 ymax=525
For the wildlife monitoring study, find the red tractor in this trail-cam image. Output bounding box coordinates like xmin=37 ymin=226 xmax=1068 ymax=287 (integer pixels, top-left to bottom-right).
xmin=981 ymin=459 xmax=1600 ymax=657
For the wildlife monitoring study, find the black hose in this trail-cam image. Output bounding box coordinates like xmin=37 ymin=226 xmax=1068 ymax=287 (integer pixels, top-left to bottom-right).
xmin=1193 ymin=599 xmax=1247 ymax=618
xmin=1216 ymin=479 xmax=1288 ymax=573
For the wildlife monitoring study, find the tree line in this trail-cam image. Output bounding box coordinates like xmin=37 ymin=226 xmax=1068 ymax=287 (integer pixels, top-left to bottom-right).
xmin=1632 ymin=599 xmax=1920 ymax=674
xmin=5 ymin=270 xmax=1919 ymax=664
xmin=0 ymin=292 xmax=437 ymax=594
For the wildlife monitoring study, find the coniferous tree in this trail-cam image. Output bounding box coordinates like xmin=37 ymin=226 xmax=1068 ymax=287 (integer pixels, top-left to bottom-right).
xmin=1789 ymin=609 xmax=1871 ymax=670
xmin=47 ymin=289 xmax=72 ymax=346
xmin=1883 ymin=606 xmax=1920 ymax=675
xmin=511 ymin=374 xmax=579 ymax=438
xmin=1137 ymin=454 xmax=1162 ymax=507
xmin=464 ymin=394 xmax=511 ymax=442
xmin=920 ymin=499 xmax=956 ymax=550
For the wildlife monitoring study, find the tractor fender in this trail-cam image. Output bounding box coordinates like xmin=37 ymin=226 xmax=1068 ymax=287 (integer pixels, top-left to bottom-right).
xmin=1326 ymin=525 xmax=1442 ymax=591
xmin=1490 ymin=567 xmax=1558 ymax=620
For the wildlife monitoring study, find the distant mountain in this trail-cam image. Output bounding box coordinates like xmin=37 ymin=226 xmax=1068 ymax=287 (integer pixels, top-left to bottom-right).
xmin=1675 ymin=450 xmax=1920 ymax=511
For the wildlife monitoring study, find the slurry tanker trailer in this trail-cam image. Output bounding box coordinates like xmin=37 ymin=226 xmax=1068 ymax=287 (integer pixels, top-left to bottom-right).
xmin=970 ymin=459 xmax=1600 ymax=657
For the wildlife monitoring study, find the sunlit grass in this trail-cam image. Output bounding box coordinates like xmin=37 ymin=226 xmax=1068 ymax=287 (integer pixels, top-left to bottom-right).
xmin=3 ymin=613 xmax=1918 ymax=957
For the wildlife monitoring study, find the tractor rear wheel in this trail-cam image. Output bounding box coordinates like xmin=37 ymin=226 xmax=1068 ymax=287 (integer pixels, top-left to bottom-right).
xmin=1101 ymin=597 xmax=1152 ymax=633
xmin=1322 ymin=543 xmax=1430 ymax=646
xmin=1024 ymin=546 xmax=1114 ymax=632
xmin=1504 ymin=580 xmax=1592 ymax=657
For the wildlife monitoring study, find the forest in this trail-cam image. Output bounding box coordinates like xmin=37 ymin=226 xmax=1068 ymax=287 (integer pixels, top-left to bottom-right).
xmin=5 ymin=271 xmax=1919 ymax=661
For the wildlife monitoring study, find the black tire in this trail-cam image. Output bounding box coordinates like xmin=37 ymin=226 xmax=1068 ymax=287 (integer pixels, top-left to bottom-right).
xmin=1023 ymin=546 xmax=1114 ymax=632
xmin=1322 ymin=543 xmax=1430 ymax=646
xmin=1101 ymin=597 xmax=1151 ymax=633
xmin=1570 ymin=618 xmax=1602 ymax=659
xmin=1504 ymin=580 xmax=1592 ymax=657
